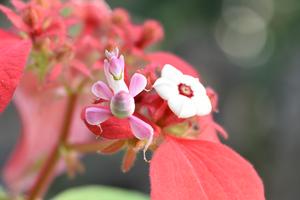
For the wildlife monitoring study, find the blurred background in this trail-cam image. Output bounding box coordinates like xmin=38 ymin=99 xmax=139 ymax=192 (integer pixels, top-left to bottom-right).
xmin=1 ymin=0 xmax=300 ymax=199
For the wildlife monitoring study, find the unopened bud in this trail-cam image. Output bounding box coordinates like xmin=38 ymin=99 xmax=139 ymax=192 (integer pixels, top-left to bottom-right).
xmin=104 ymin=48 xmax=124 ymax=80
xmin=111 ymin=8 xmax=130 ymax=25
xmin=23 ymin=6 xmax=41 ymax=27
xmin=136 ymin=20 xmax=164 ymax=48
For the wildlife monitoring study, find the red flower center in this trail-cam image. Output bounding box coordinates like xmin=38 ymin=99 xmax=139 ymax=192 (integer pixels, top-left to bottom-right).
xmin=178 ymin=83 xmax=194 ymax=98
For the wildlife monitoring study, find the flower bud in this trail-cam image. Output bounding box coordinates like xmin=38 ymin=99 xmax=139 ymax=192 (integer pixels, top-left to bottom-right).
xmin=136 ymin=20 xmax=164 ymax=48
xmin=22 ymin=6 xmax=41 ymax=27
xmin=104 ymin=48 xmax=125 ymax=80
xmin=111 ymin=8 xmax=130 ymax=25
xmin=110 ymin=91 xmax=135 ymax=118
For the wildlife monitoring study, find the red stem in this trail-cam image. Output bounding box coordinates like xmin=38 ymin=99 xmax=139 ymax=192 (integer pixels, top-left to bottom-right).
xmin=27 ymin=93 xmax=78 ymax=200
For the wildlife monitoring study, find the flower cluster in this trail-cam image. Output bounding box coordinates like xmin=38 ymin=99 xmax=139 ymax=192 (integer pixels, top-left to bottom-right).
xmin=84 ymin=48 xmax=153 ymax=160
xmin=82 ymin=48 xmax=265 ymax=200
xmin=0 ymin=0 xmax=265 ymax=199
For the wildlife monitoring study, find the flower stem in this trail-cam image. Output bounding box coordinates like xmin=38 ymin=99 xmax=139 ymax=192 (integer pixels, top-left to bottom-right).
xmin=66 ymin=141 xmax=111 ymax=153
xmin=27 ymin=93 xmax=78 ymax=200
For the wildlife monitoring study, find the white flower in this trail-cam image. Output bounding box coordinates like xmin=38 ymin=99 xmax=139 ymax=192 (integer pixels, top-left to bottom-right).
xmin=153 ymin=64 xmax=212 ymax=118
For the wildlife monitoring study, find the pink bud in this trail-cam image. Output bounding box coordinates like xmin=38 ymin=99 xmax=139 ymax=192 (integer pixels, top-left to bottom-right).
xmin=110 ymin=91 xmax=135 ymax=118
xmin=111 ymin=8 xmax=130 ymax=25
xmin=136 ymin=20 xmax=164 ymax=48
xmin=105 ymin=47 xmax=119 ymax=60
xmin=104 ymin=48 xmax=125 ymax=80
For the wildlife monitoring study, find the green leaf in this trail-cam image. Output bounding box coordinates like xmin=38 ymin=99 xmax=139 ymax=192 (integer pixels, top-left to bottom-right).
xmin=0 ymin=187 xmax=6 ymax=200
xmin=52 ymin=185 xmax=149 ymax=200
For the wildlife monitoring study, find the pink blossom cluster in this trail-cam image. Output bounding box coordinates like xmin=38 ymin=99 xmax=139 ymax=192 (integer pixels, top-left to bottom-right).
xmin=0 ymin=0 xmax=265 ymax=199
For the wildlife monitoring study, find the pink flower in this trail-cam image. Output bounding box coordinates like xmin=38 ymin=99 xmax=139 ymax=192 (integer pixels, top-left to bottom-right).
xmin=104 ymin=48 xmax=125 ymax=81
xmin=84 ymin=49 xmax=154 ymax=159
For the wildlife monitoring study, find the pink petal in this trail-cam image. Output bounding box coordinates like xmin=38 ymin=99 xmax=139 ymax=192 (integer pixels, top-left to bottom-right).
xmin=0 ymin=29 xmax=31 ymax=113
xmin=150 ymin=136 xmax=265 ymax=200
xmin=85 ymin=107 xmax=112 ymax=125
xmin=128 ymin=115 xmax=153 ymax=157
xmin=129 ymin=73 xmax=147 ymax=97
xmin=129 ymin=115 xmax=153 ymax=140
xmin=91 ymin=81 xmax=113 ymax=100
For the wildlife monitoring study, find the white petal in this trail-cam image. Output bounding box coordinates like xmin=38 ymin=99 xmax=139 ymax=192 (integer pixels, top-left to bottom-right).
xmin=178 ymin=99 xmax=198 ymax=118
xmin=161 ymin=64 xmax=182 ymax=84
xmin=167 ymin=95 xmax=185 ymax=117
xmin=192 ymin=95 xmax=212 ymax=116
xmin=153 ymin=77 xmax=178 ymax=100
xmin=191 ymin=79 xmax=206 ymax=96
xmin=168 ymin=95 xmax=196 ymax=118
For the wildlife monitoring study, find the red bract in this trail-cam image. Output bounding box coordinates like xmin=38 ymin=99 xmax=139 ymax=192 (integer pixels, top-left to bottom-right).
xmin=197 ymin=88 xmax=228 ymax=142
xmin=150 ymin=136 xmax=265 ymax=200
xmin=0 ymin=29 xmax=31 ymax=113
xmin=2 ymin=73 xmax=91 ymax=193
xmin=82 ymin=106 xmax=133 ymax=139
xmin=147 ymin=51 xmax=200 ymax=78
xmin=198 ymin=115 xmax=228 ymax=142
xmin=82 ymin=106 xmax=160 ymax=140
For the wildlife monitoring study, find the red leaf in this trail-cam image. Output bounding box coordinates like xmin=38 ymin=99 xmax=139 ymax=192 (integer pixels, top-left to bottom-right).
xmin=81 ymin=106 xmax=134 ymax=139
xmin=0 ymin=29 xmax=31 ymax=113
xmin=150 ymin=136 xmax=265 ymax=200
xmin=147 ymin=51 xmax=200 ymax=79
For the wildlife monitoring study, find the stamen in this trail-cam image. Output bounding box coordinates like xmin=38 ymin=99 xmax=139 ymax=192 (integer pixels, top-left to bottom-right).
xmin=178 ymin=83 xmax=194 ymax=98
